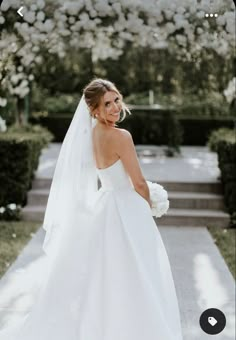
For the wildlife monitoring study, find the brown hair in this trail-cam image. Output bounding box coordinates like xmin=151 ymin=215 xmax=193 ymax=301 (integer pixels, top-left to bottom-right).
xmin=83 ymin=78 xmax=131 ymax=125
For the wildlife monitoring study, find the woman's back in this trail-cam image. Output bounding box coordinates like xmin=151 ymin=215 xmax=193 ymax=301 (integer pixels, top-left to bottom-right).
xmin=92 ymin=123 xmax=120 ymax=170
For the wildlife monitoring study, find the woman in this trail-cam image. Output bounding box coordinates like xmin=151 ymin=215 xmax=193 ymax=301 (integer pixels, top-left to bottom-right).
xmin=87 ymin=79 xmax=152 ymax=207
xmin=0 ymin=79 xmax=183 ymax=339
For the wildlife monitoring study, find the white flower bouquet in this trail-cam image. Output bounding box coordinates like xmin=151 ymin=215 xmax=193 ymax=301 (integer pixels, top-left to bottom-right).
xmin=147 ymin=181 xmax=169 ymax=218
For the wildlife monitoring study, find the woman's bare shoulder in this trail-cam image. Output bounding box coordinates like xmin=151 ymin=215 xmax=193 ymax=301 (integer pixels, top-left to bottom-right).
xmin=112 ymin=127 xmax=132 ymax=141
xmin=93 ymin=125 xmax=132 ymax=147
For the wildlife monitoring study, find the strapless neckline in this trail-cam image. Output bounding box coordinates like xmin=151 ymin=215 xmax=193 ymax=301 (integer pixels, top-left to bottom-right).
xmin=96 ymin=158 xmax=121 ymax=171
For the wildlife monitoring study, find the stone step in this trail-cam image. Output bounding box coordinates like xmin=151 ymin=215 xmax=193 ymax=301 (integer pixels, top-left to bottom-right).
xmin=32 ymin=178 xmax=51 ymax=190
xmin=21 ymin=205 xmax=45 ymax=222
xmin=168 ymin=192 xmax=225 ymax=210
xmin=27 ymin=189 xmax=49 ymax=206
xmin=156 ymin=208 xmax=230 ymax=228
xmin=22 ymin=205 xmax=230 ymax=229
xmin=158 ymin=181 xmax=222 ymax=194
xmin=32 ymin=177 xmax=223 ymax=194
xmin=28 ymin=188 xmax=225 ymax=211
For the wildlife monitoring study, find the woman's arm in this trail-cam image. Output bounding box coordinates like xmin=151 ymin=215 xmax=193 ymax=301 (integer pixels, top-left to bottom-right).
xmin=113 ymin=129 xmax=152 ymax=207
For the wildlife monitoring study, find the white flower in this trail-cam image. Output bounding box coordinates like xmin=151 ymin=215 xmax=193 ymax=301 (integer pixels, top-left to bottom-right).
xmin=37 ymin=0 xmax=45 ymax=10
xmin=0 ymin=207 xmax=6 ymax=214
xmin=8 ymin=203 xmax=17 ymax=210
xmin=147 ymin=181 xmax=169 ymax=218
xmin=12 ymin=233 xmax=17 ymax=238
xmin=0 ymin=115 xmax=7 ymax=132
xmin=0 ymin=16 xmax=5 ymax=24
xmin=0 ymin=1 xmax=10 ymax=11
xmin=37 ymin=11 xmax=45 ymax=21
xmin=223 ymin=77 xmax=236 ymax=103
xmin=0 ymin=98 xmax=7 ymax=107
xmin=24 ymin=11 xmax=36 ymax=24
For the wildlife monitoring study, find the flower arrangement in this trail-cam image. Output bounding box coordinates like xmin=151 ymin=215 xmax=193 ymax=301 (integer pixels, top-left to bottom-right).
xmin=147 ymin=181 xmax=169 ymax=218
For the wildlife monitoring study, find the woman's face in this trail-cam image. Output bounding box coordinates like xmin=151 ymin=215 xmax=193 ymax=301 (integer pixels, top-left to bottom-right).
xmin=96 ymin=91 xmax=122 ymax=125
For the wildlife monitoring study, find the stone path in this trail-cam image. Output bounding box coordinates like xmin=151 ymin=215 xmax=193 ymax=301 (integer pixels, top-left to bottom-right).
xmin=0 ymin=144 xmax=235 ymax=339
xmin=35 ymin=144 xmax=220 ymax=182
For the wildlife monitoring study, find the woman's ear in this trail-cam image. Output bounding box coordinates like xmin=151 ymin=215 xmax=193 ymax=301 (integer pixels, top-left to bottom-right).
xmin=94 ymin=108 xmax=100 ymax=117
xmin=90 ymin=107 xmax=98 ymax=118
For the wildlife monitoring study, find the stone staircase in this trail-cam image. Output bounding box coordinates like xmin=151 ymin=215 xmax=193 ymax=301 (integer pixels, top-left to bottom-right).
xmin=22 ymin=177 xmax=230 ymax=228
xmin=157 ymin=181 xmax=230 ymax=227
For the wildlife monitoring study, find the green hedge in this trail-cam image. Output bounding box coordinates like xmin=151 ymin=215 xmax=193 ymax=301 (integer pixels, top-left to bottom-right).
xmin=207 ymin=128 xmax=236 ymax=152
xmin=31 ymin=109 xmax=183 ymax=153
xmin=0 ymin=125 xmax=53 ymax=208
xmin=125 ymin=92 xmax=231 ymax=117
xmin=30 ymin=91 xmax=231 ymax=118
xmin=120 ymin=109 xmax=183 ymax=154
xmin=208 ymin=128 xmax=236 ymax=227
xmin=179 ymin=116 xmax=234 ymax=145
xmin=218 ymin=141 xmax=236 ymax=228
xmin=31 ymin=111 xmax=234 ymax=146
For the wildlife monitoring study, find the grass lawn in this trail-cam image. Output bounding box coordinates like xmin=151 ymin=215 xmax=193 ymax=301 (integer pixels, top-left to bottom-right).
xmin=0 ymin=221 xmax=42 ymax=279
xmin=207 ymin=226 xmax=236 ymax=280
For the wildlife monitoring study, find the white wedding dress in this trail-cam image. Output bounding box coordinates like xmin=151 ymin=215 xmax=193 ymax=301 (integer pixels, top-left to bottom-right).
xmin=0 ymin=158 xmax=183 ymax=340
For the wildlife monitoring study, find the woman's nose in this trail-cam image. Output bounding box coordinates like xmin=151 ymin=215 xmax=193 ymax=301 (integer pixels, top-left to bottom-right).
xmin=112 ymin=102 xmax=119 ymax=112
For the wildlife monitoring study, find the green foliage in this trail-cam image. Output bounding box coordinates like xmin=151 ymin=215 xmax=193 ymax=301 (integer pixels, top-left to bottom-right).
xmin=8 ymin=123 xmax=54 ymax=147
xmin=207 ymin=128 xmax=236 ymax=152
xmin=0 ymin=126 xmax=52 ymax=207
xmin=2 ymin=46 xmax=234 ymax=123
xmin=0 ymin=204 xmax=21 ymax=221
xmin=32 ymin=91 xmax=80 ymax=114
xmin=207 ymin=128 xmax=236 ymax=226
xmin=162 ymin=111 xmax=183 ymax=155
xmin=0 ymin=221 xmax=41 ymax=278
xmin=208 ymin=226 xmax=236 ymax=279
xmin=119 ymin=109 xmax=182 ymax=155
xmin=125 ymin=92 xmax=230 ymax=117
xmin=125 ymin=92 xmax=150 ymax=105
xmin=210 ymin=132 xmax=236 ymax=227
xmin=0 ymin=96 xmax=17 ymax=126
xmin=29 ymin=116 xmax=71 ymax=142
xmin=175 ymin=94 xmax=230 ymax=117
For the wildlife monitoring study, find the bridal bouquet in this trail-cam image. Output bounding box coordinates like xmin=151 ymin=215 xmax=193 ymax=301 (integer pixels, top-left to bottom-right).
xmin=147 ymin=181 xmax=169 ymax=218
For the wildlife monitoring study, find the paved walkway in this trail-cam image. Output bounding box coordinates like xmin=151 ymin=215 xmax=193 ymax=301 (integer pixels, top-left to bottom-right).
xmin=0 ymin=144 xmax=235 ymax=339
xmin=35 ymin=144 xmax=220 ymax=182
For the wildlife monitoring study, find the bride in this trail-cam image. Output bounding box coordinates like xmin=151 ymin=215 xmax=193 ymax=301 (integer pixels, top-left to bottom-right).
xmin=0 ymin=78 xmax=183 ymax=339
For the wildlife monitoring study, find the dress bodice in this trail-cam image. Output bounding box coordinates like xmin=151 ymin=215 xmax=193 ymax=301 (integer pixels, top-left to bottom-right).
xmin=96 ymin=158 xmax=134 ymax=191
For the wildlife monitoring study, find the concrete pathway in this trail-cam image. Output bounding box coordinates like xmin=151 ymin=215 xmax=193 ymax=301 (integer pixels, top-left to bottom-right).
xmin=0 ymin=144 xmax=235 ymax=339
xmin=35 ymin=144 xmax=220 ymax=182
xmin=0 ymin=226 xmax=235 ymax=339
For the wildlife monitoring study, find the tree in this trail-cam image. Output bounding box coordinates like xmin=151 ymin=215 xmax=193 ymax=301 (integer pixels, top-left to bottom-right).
xmin=0 ymin=0 xmax=234 ymax=124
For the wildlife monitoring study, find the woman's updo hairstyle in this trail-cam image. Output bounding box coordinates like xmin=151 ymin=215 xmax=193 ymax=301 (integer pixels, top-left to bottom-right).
xmin=83 ymin=78 xmax=131 ymax=123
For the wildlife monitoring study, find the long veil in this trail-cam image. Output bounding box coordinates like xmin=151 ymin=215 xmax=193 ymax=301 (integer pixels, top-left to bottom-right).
xmin=42 ymin=95 xmax=98 ymax=258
